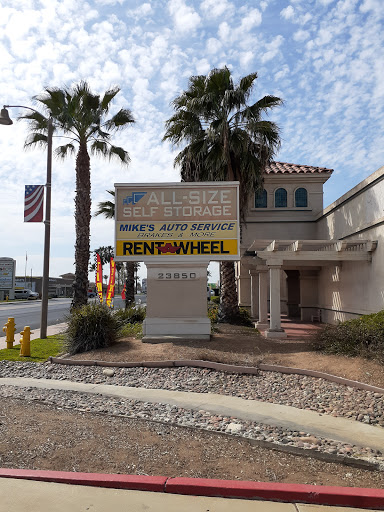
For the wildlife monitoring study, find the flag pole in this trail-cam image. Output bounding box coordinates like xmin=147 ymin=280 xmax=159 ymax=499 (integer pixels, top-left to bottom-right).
xmin=24 ymin=252 xmax=27 ymax=288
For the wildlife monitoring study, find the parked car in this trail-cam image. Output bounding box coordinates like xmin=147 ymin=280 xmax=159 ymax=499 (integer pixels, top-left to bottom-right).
xmin=14 ymin=289 xmax=39 ymax=300
xmin=87 ymin=291 xmax=96 ymax=298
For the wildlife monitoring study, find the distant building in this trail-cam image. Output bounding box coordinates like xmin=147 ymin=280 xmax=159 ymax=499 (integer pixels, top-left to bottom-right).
xmin=14 ymin=273 xmax=96 ymax=298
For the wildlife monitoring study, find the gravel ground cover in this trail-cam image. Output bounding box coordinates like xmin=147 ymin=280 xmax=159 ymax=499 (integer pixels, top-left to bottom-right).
xmin=0 ymin=360 xmax=383 ymax=467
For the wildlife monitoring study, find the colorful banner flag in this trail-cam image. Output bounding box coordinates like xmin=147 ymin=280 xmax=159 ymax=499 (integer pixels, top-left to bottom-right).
xmin=95 ymin=253 xmax=103 ymax=303
xmin=106 ymin=257 xmax=116 ymax=308
xmin=24 ymin=185 xmax=44 ymax=222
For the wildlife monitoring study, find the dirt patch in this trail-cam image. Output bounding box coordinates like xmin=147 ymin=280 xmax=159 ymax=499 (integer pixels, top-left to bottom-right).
xmin=67 ymin=323 xmax=384 ymax=389
xmin=1 ymin=397 xmax=383 ymax=488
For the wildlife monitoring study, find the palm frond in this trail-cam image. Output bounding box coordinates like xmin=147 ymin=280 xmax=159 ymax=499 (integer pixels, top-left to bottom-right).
xmin=238 ymin=72 xmax=258 ymax=96
xmin=24 ymin=132 xmax=48 ymax=149
xmin=94 ymin=200 xmax=115 ymax=218
xmin=104 ymin=108 xmax=135 ymax=131
xmin=101 ymin=87 xmax=120 ymax=111
xmin=108 ymin=145 xmax=131 ymax=164
xmin=90 ymin=140 xmax=108 ymax=156
xmin=55 ymin=143 xmax=76 ymax=159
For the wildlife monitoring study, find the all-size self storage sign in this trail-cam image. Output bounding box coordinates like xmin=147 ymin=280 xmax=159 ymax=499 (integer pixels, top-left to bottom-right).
xmin=114 ymin=182 xmax=240 ymax=262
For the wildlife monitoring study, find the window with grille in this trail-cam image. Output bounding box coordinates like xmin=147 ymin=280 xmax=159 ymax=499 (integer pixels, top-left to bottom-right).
xmin=275 ymin=188 xmax=287 ymax=207
xmin=255 ymin=189 xmax=267 ymax=208
xmin=295 ymin=188 xmax=308 ymax=207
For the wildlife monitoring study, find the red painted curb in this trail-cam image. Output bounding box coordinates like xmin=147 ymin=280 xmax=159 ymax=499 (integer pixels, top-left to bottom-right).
xmin=1 ymin=469 xmax=384 ymax=509
xmin=165 ymin=477 xmax=384 ymax=509
xmin=0 ymin=469 xmax=167 ymax=491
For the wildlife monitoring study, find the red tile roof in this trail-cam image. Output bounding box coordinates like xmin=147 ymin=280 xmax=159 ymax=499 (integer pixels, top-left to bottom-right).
xmin=265 ymin=161 xmax=334 ymax=174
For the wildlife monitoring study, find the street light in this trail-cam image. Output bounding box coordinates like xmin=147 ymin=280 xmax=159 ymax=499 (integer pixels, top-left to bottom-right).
xmin=0 ymin=105 xmax=53 ymax=339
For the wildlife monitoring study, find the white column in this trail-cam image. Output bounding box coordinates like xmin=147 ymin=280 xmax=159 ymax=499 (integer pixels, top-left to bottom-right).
xmin=249 ymin=269 xmax=259 ymax=320
xmin=256 ymin=267 xmax=269 ymax=331
xmin=265 ymin=262 xmax=287 ymax=338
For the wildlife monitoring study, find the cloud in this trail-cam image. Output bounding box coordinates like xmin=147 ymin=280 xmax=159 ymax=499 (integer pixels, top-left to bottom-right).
xmin=200 ymin=0 xmax=233 ymax=18
xmin=280 ymin=5 xmax=295 ymax=20
xmin=293 ymin=29 xmax=310 ymax=42
xmin=168 ymin=0 xmax=201 ymax=32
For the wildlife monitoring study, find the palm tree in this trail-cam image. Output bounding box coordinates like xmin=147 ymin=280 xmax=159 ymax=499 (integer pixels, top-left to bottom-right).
xmin=163 ymin=67 xmax=282 ymax=323
xmin=22 ymin=81 xmax=134 ymax=308
xmin=94 ymin=190 xmax=137 ymax=308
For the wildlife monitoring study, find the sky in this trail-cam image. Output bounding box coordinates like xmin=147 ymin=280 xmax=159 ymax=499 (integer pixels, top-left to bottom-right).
xmin=0 ymin=0 xmax=383 ymax=285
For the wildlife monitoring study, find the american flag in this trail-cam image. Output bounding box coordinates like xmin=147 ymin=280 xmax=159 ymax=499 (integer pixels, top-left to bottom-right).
xmin=24 ymin=185 xmax=44 ymax=222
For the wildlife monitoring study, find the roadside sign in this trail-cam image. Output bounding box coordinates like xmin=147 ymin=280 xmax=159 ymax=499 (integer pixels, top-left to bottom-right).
xmin=114 ymin=182 xmax=240 ymax=262
xmin=0 ymin=258 xmax=16 ymax=290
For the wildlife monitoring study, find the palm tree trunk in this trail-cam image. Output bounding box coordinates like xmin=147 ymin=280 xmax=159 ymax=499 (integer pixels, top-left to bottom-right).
xmin=125 ymin=261 xmax=135 ymax=309
xmin=218 ymin=261 xmax=241 ymax=323
xmin=72 ymin=142 xmax=91 ymax=309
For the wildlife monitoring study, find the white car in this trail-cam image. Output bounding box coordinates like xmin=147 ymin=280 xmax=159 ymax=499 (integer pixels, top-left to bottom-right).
xmin=14 ymin=289 xmax=39 ymax=300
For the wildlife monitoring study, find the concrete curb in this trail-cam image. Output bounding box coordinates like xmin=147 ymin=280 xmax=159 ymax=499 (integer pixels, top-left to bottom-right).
xmin=49 ymin=357 xmax=384 ymax=395
xmin=0 ymin=469 xmax=383 ymax=509
xmin=166 ymin=477 xmax=384 ymax=509
xmin=0 ymin=468 xmax=167 ymax=491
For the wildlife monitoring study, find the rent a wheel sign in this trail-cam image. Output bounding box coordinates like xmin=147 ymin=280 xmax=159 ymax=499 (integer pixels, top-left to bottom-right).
xmin=114 ymin=182 xmax=239 ymax=262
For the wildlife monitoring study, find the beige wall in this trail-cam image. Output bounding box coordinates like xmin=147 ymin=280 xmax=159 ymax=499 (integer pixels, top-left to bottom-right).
xmin=241 ymin=173 xmax=329 ymax=250
xmin=238 ymin=166 xmax=384 ymax=323
xmin=316 ymin=166 xmax=384 ymax=323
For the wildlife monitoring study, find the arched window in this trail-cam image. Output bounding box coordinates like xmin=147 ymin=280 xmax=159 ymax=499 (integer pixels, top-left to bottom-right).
xmin=295 ymin=188 xmax=308 ymax=207
xmin=275 ymin=188 xmax=287 ymax=207
xmin=255 ymin=189 xmax=267 ymax=208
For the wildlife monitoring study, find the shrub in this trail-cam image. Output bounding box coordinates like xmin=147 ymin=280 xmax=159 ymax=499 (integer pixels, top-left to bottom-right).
xmin=65 ymin=303 xmax=120 ymax=355
xmin=207 ymin=303 xmax=219 ymax=324
xmin=207 ymin=304 xmax=252 ymax=327
xmin=119 ymin=322 xmax=143 ymax=339
xmin=114 ymin=305 xmax=146 ymax=328
xmin=312 ymin=310 xmax=384 ymax=363
xmin=238 ymin=307 xmax=253 ymax=327
xmin=210 ymin=296 xmax=220 ymax=305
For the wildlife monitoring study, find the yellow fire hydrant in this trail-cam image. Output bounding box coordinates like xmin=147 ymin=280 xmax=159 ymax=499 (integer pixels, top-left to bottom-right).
xmin=2 ymin=317 xmax=16 ymax=349
xmin=19 ymin=326 xmax=32 ymax=357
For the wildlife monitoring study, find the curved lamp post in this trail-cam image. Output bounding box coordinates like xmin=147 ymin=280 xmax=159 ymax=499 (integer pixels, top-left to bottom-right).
xmin=0 ymin=105 xmax=53 ymax=339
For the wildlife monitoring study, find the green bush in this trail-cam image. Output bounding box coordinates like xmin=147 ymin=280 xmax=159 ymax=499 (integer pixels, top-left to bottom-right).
xmin=207 ymin=304 xmax=252 ymax=327
xmin=312 ymin=310 xmax=384 ymax=363
xmin=207 ymin=303 xmax=219 ymax=323
xmin=119 ymin=322 xmax=143 ymax=338
xmin=210 ymin=296 xmax=220 ymax=305
xmin=65 ymin=303 xmax=120 ymax=355
xmin=238 ymin=307 xmax=253 ymax=327
xmin=114 ymin=305 xmax=146 ymax=327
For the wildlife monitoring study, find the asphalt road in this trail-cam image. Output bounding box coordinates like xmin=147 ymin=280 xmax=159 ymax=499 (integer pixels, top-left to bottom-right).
xmin=0 ymin=295 xmax=147 ymax=335
xmin=0 ymin=298 xmax=72 ymax=334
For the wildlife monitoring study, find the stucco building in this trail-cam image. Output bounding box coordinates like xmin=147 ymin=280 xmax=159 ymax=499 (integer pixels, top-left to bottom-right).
xmin=237 ymin=162 xmax=383 ymax=337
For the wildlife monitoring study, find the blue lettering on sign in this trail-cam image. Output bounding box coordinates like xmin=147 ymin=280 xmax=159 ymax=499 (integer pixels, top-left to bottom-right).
xmin=190 ymin=222 xmax=235 ymax=230
xmin=119 ymin=224 xmax=155 ymax=231
xmin=123 ymin=192 xmax=147 ymax=205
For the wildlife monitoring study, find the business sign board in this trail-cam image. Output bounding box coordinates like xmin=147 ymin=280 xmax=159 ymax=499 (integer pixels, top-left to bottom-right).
xmin=114 ymin=182 xmax=240 ymax=262
xmin=0 ymin=258 xmax=16 ymax=290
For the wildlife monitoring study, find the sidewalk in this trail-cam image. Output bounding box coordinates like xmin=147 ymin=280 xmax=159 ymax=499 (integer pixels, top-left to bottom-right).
xmin=0 ymin=322 xmax=67 ymax=349
xmin=0 ymin=470 xmax=383 ymax=511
